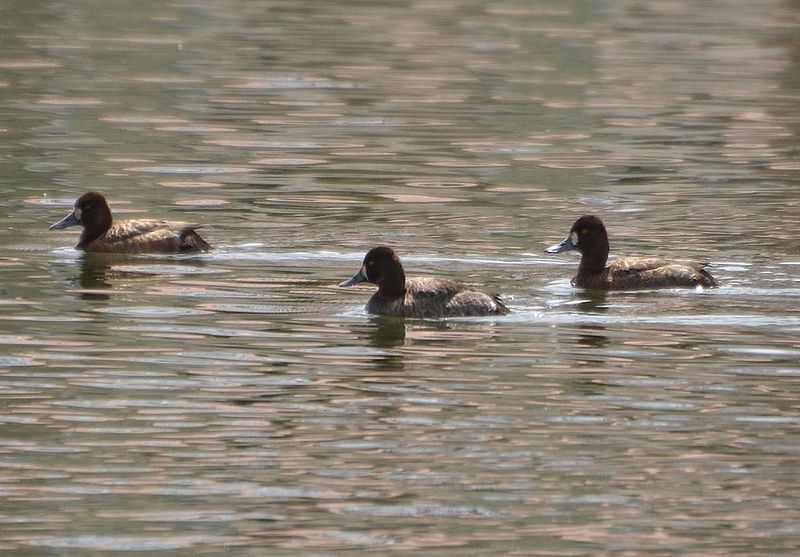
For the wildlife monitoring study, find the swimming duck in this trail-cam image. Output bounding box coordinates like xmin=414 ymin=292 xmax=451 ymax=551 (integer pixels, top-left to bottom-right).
xmin=339 ymin=246 xmax=510 ymax=317
xmin=49 ymin=192 xmax=210 ymax=253
xmin=545 ymin=215 xmax=718 ymax=290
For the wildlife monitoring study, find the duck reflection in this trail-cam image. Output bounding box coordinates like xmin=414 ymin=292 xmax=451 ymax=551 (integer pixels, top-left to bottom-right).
xmin=347 ymin=314 xmax=507 ymax=374
xmin=575 ymin=324 xmax=608 ymax=350
xmin=563 ymin=321 xmax=611 ymax=395
xmin=575 ymin=290 xmax=610 ymax=314
xmin=76 ymin=253 xmax=114 ymax=300
xmin=357 ymin=315 xmax=502 ymax=348
xmin=74 ymin=254 xmax=208 ymax=301
xmin=573 ymin=292 xmax=610 ymax=353
xmin=348 ymin=315 xmax=407 ymax=373
xmin=367 ymin=315 xmax=407 ymax=347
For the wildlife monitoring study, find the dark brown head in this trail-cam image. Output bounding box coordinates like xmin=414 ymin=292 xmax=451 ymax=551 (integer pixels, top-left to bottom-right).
xmin=339 ymin=246 xmax=406 ymax=295
xmin=50 ymin=192 xmax=114 ymax=248
xmin=545 ymin=215 xmax=610 ymax=272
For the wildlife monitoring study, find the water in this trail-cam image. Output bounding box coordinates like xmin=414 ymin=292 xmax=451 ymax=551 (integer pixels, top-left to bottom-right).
xmin=1 ymin=0 xmax=799 ymax=555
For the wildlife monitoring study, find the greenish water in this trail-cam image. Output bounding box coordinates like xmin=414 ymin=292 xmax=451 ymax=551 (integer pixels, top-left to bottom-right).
xmin=1 ymin=0 xmax=799 ymax=555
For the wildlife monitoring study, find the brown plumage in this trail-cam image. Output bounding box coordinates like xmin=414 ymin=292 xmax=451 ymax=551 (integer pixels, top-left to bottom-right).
xmin=545 ymin=215 xmax=718 ymax=290
xmin=50 ymin=192 xmax=210 ymax=253
xmin=339 ymin=246 xmax=510 ymax=317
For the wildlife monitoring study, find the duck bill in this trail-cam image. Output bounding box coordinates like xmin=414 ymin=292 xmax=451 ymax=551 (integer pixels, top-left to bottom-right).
xmin=545 ymin=236 xmax=576 ymax=254
xmin=338 ymin=265 xmax=368 ymax=287
xmin=49 ymin=211 xmax=80 ymax=230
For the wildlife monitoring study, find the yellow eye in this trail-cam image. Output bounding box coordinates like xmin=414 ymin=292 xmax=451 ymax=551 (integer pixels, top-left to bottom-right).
xmin=367 ymin=260 xmax=374 ymax=266
xmin=581 ymin=228 xmax=588 ymax=235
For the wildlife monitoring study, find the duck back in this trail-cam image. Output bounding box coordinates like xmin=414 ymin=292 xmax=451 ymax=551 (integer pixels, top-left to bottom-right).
xmin=86 ymin=220 xmax=210 ymax=253
xmin=367 ymin=277 xmax=509 ymax=317
xmin=575 ymin=257 xmax=718 ymax=290
xmin=178 ymin=227 xmax=211 ymax=252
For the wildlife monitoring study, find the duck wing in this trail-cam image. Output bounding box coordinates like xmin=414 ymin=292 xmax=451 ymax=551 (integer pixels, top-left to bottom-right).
xmin=608 ymin=257 xmax=717 ymax=288
xmin=405 ymin=277 xmax=509 ymax=316
xmin=91 ymin=220 xmax=208 ymax=253
xmin=608 ymin=257 xmax=671 ymax=273
xmin=105 ymin=220 xmax=172 ymax=241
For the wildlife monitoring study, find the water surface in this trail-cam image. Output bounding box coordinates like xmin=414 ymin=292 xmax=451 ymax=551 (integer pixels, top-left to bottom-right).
xmin=1 ymin=0 xmax=799 ymax=555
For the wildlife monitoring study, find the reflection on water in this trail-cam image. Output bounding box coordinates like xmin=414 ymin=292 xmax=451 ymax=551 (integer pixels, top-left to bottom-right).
xmin=363 ymin=315 xmax=407 ymax=349
xmin=0 ymin=0 xmax=799 ymax=554
xmin=78 ymin=254 xmax=113 ymax=295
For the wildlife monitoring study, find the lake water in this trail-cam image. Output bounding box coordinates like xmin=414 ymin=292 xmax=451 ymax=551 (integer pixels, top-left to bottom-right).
xmin=1 ymin=0 xmax=799 ymax=555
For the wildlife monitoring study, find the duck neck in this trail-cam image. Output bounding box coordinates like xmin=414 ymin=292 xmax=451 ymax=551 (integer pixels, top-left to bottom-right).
xmin=376 ymin=268 xmax=406 ymax=299
xmin=578 ymin=237 xmax=609 ymax=275
xmin=77 ymin=214 xmax=113 ymax=249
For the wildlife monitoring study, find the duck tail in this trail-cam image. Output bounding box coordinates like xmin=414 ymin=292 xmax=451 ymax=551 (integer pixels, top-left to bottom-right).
xmin=698 ymin=265 xmax=719 ymax=288
xmin=493 ymin=294 xmax=511 ymax=315
xmin=179 ymin=227 xmax=211 ymax=252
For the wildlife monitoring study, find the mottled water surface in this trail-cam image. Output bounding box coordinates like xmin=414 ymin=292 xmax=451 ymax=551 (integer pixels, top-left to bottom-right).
xmin=1 ymin=0 xmax=799 ymax=555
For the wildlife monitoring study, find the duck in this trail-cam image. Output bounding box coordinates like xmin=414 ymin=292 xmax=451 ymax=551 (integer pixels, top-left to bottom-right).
xmin=339 ymin=246 xmax=510 ymax=317
xmin=49 ymin=192 xmax=210 ymax=253
xmin=545 ymin=214 xmax=718 ymax=290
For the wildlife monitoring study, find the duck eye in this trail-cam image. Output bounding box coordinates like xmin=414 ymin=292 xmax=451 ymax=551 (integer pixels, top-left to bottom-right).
xmin=581 ymin=228 xmax=588 ymax=235
xmin=367 ymin=260 xmax=374 ymax=266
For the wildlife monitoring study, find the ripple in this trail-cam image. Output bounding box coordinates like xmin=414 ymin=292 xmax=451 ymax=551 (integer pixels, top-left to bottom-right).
xmin=125 ymin=164 xmax=254 ymax=174
xmin=133 ymin=75 xmax=205 ymax=84
xmin=174 ymin=198 xmax=229 ymax=207
xmin=250 ymin=157 xmax=327 ymax=166
xmin=338 ymin=504 xmax=497 ymax=518
xmin=71 ymin=377 xmax=226 ymax=390
xmin=101 ymin=115 xmax=187 ymax=124
xmin=0 ymin=59 xmax=60 ymax=69
xmin=618 ymin=400 xmax=696 ymax=411
xmin=547 ymin=415 xmax=610 ymax=424
xmin=94 ymin=306 xmax=212 ymax=318
xmin=258 ymin=196 xmax=366 ymax=206
xmin=0 ymin=356 xmax=42 ymax=368
xmin=203 ymin=249 xmax=355 ymax=262
xmin=456 ymin=141 xmax=549 ymax=154
xmin=24 ymin=534 xmax=240 ymax=551
xmin=382 ymin=194 xmax=459 ymax=203
xmin=726 ymin=367 xmax=800 ymax=377
xmin=174 ymin=350 xmax=278 ymax=363
xmin=198 ymin=302 xmax=301 ymax=314
xmin=156 ymin=125 xmax=236 ymax=133
xmin=536 ymin=160 xmax=606 ymax=169
xmin=405 ymin=180 xmax=478 ymax=189
xmin=769 ymin=162 xmax=800 ymax=171
xmin=230 ymin=75 xmax=358 ymax=90
xmin=23 ymin=196 xmax=77 ymax=206
xmin=156 ymin=181 xmax=222 ymax=189
xmin=720 ymin=346 xmax=800 ymax=358
xmin=110 ymin=264 xmax=222 ymax=275
xmin=734 ymin=416 xmax=800 ymax=425
xmin=425 ymin=159 xmax=509 ymax=168
xmin=54 ymin=399 xmax=204 ymax=410
xmin=96 ymin=509 xmax=283 ymax=522
xmin=207 ymin=138 xmax=362 ymax=149
xmin=37 ymin=96 xmax=104 ymax=106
